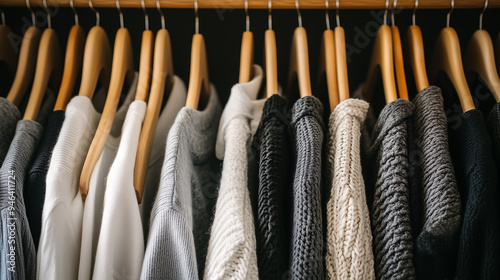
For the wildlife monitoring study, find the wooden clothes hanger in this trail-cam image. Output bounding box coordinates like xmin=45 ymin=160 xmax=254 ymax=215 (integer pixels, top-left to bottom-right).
xmin=6 ymin=1 xmax=41 ymax=107
xmin=185 ymin=1 xmax=210 ymax=109
xmin=53 ymin=1 xmax=85 ymax=111
xmin=288 ymin=1 xmax=312 ymax=98
xmin=496 ymin=34 xmax=500 ymax=77
xmin=134 ymin=2 xmax=175 ymax=203
xmin=335 ymin=24 xmax=349 ymax=102
xmin=80 ymin=4 xmax=135 ymax=201
xmin=0 ymin=11 xmax=18 ymax=76
xmin=430 ymin=1 xmax=474 ymax=112
xmin=390 ymin=0 xmax=409 ymax=100
xmin=135 ymin=1 xmax=153 ymax=102
xmin=239 ymin=0 xmax=254 ymax=83
xmin=464 ymin=1 xmax=500 ymax=103
xmin=23 ymin=3 xmax=62 ymax=121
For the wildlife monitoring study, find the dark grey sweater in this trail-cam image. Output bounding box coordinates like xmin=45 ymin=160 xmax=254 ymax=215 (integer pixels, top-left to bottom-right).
xmin=0 ymin=98 xmax=21 ymax=165
xmin=0 ymin=120 xmax=43 ymax=280
xmin=289 ymin=96 xmax=324 ymax=280
xmin=361 ymin=99 xmax=416 ymax=280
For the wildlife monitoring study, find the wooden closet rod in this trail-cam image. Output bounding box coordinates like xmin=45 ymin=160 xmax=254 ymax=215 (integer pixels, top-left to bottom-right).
xmin=0 ymin=0 xmax=499 ymax=9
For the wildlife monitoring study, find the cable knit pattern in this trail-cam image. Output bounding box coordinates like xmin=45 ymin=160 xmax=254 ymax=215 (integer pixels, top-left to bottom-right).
xmin=325 ymin=98 xmax=374 ymax=280
xmin=362 ymin=99 xmax=415 ymax=280
xmin=252 ymin=95 xmax=291 ymax=280
xmin=412 ymin=87 xmax=461 ymax=279
xmin=289 ymin=96 xmax=324 ymax=280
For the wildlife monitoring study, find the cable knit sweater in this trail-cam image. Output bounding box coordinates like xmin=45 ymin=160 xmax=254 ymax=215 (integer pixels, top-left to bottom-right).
xmin=325 ymin=98 xmax=374 ymax=280
xmin=289 ymin=96 xmax=324 ymax=280
xmin=252 ymin=94 xmax=292 ymax=280
xmin=411 ymin=87 xmax=461 ymax=279
xmin=361 ymin=99 xmax=415 ymax=280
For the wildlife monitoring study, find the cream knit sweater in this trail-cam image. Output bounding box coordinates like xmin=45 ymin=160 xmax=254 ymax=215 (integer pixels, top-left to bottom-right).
xmin=325 ymin=99 xmax=375 ymax=280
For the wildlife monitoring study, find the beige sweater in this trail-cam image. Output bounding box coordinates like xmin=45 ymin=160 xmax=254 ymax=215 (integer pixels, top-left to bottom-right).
xmin=325 ymin=99 xmax=375 ymax=280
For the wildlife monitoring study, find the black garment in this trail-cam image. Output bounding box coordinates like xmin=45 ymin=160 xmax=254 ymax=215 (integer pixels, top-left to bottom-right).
xmin=252 ymin=94 xmax=292 ymax=280
xmin=446 ymin=109 xmax=500 ymax=279
xmin=24 ymin=110 xmax=65 ymax=249
xmin=489 ymin=103 xmax=500 ymax=186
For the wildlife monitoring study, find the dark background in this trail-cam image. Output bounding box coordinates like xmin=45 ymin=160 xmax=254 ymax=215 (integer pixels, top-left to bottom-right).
xmin=1 ymin=5 xmax=498 ymax=105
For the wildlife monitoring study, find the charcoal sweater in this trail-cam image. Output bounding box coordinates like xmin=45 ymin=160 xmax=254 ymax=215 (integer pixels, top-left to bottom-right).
xmin=0 ymin=97 xmax=21 ymax=165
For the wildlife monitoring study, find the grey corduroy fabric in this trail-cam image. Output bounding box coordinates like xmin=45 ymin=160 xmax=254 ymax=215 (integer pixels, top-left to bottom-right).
xmin=140 ymin=86 xmax=222 ymax=280
xmin=0 ymin=120 xmax=43 ymax=280
xmin=361 ymin=99 xmax=416 ymax=280
xmin=411 ymin=87 xmax=461 ymax=279
xmin=289 ymin=96 xmax=325 ymax=280
xmin=0 ymin=97 xmax=21 ymax=165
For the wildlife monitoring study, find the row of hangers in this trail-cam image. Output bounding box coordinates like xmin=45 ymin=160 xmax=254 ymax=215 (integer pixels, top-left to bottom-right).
xmin=1 ymin=0 xmax=500 ymax=204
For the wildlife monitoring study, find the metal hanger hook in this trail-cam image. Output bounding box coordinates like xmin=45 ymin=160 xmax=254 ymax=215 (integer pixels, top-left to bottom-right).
xmin=325 ymin=0 xmax=330 ymax=30
xmin=245 ymin=0 xmax=250 ymax=31
xmin=141 ymin=0 xmax=149 ymax=30
xmin=157 ymin=0 xmax=165 ymax=29
xmin=194 ymin=0 xmax=199 ymax=34
xmin=446 ymin=0 xmax=454 ymax=27
xmin=336 ymin=0 xmax=340 ymax=26
xmin=26 ymin=0 xmax=35 ymax=27
xmin=268 ymin=0 xmax=272 ymax=30
xmin=412 ymin=0 xmax=418 ymax=25
xmin=116 ymin=0 xmax=124 ymax=28
xmin=479 ymin=0 xmax=488 ymax=30
xmin=295 ymin=0 xmax=302 ymax=27
xmin=391 ymin=0 xmax=397 ymax=26
xmin=70 ymin=0 xmax=79 ymax=25
xmin=383 ymin=0 xmax=389 ymax=25
xmin=89 ymin=0 xmax=100 ymax=26
xmin=43 ymin=0 xmax=51 ymax=28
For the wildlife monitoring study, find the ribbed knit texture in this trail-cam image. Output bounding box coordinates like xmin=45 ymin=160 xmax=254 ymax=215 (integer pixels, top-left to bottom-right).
xmin=24 ymin=111 xmax=65 ymax=250
xmin=252 ymin=94 xmax=292 ymax=280
xmin=0 ymin=97 xmax=21 ymax=165
xmin=411 ymin=87 xmax=461 ymax=279
xmin=0 ymin=120 xmax=43 ymax=280
xmin=361 ymin=99 xmax=416 ymax=280
xmin=141 ymin=86 xmax=222 ymax=280
xmin=289 ymin=96 xmax=325 ymax=280
xmin=325 ymin=98 xmax=374 ymax=280
xmin=446 ymin=109 xmax=500 ymax=279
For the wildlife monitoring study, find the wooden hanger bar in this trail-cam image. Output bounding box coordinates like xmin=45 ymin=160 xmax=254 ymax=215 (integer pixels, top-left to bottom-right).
xmin=1 ymin=0 xmax=499 ymax=9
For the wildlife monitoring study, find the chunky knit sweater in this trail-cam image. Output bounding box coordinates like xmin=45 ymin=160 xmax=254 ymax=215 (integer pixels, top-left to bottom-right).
xmin=289 ymin=96 xmax=325 ymax=280
xmin=361 ymin=99 xmax=416 ymax=280
xmin=0 ymin=97 xmax=21 ymax=165
xmin=325 ymin=98 xmax=374 ymax=280
xmin=252 ymin=94 xmax=292 ymax=280
xmin=411 ymin=87 xmax=461 ymax=279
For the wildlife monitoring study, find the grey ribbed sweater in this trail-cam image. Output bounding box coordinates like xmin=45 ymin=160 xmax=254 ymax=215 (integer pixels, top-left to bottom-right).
xmin=140 ymin=86 xmax=222 ymax=280
xmin=0 ymin=120 xmax=43 ymax=280
xmin=289 ymin=96 xmax=324 ymax=280
xmin=411 ymin=87 xmax=461 ymax=279
xmin=361 ymin=99 xmax=416 ymax=280
xmin=0 ymin=97 xmax=21 ymax=165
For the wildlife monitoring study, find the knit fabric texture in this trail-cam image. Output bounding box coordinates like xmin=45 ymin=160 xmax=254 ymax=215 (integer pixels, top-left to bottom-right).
xmin=204 ymin=65 xmax=264 ymax=280
xmin=0 ymin=97 xmax=21 ymax=165
xmin=411 ymin=87 xmax=461 ymax=279
xmin=488 ymin=102 xmax=500 ymax=185
xmin=289 ymin=96 xmax=325 ymax=280
xmin=252 ymin=94 xmax=292 ymax=280
xmin=0 ymin=120 xmax=43 ymax=280
xmin=361 ymin=99 xmax=416 ymax=280
xmin=325 ymin=98 xmax=374 ymax=280
xmin=446 ymin=109 xmax=500 ymax=279
xmin=24 ymin=110 xmax=65 ymax=250
xmin=406 ymin=117 xmax=422 ymax=239
xmin=141 ymin=85 xmax=222 ymax=280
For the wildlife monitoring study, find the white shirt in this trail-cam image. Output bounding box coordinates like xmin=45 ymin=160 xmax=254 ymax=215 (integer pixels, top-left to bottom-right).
xmin=77 ymin=75 xmax=138 ymax=280
xmin=204 ymin=65 xmax=265 ymax=279
xmin=92 ymin=100 xmax=147 ymax=280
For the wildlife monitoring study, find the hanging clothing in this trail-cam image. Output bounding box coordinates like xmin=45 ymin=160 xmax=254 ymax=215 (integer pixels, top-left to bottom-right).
xmin=139 ymin=76 xmax=187 ymax=239
xmin=0 ymin=97 xmax=21 ymax=165
xmin=446 ymin=109 xmax=500 ymax=279
xmin=411 ymin=87 xmax=461 ymax=279
xmin=252 ymin=94 xmax=292 ymax=280
xmin=489 ymin=102 xmax=500 ymax=186
xmin=78 ymin=74 xmax=138 ymax=280
xmin=0 ymin=120 xmax=42 ymax=280
xmin=361 ymin=98 xmax=416 ymax=280
xmin=92 ymin=100 xmax=146 ymax=280
xmin=324 ymin=98 xmax=374 ymax=280
xmin=24 ymin=110 xmax=65 ymax=250
xmin=289 ymin=96 xmax=325 ymax=280
xmin=141 ymin=85 xmax=222 ymax=280
xmin=204 ymin=65 xmax=265 ymax=279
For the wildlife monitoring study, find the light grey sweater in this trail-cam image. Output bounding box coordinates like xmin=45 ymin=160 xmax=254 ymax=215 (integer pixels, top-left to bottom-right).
xmin=0 ymin=98 xmax=21 ymax=165
xmin=0 ymin=120 xmax=43 ymax=280
xmin=140 ymin=86 xmax=222 ymax=280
